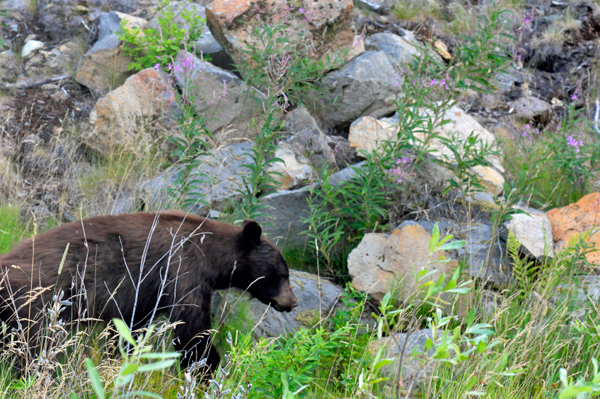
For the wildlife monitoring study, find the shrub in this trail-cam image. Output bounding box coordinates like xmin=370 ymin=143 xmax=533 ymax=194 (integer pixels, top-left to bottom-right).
xmin=117 ymin=1 xmax=206 ymax=71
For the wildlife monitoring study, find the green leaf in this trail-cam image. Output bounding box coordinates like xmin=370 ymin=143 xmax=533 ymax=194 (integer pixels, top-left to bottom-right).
xmin=112 ymin=319 xmax=136 ymax=346
xmin=84 ymin=358 xmax=106 ymax=399
xmin=139 ymin=352 xmax=181 ymax=359
xmin=137 ymin=359 xmax=176 ymax=372
xmin=120 ymin=391 xmax=164 ymax=399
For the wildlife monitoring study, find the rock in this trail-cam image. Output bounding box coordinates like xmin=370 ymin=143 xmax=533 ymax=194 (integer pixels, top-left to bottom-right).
xmin=205 ymin=0 xmax=356 ymax=70
xmin=348 ymin=221 xmax=456 ymax=302
xmin=24 ymin=41 xmax=83 ymax=79
xmin=144 ymin=141 xmax=254 ymax=212
xmin=551 ymin=276 xmax=600 ymax=321
xmin=173 ymin=51 xmax=266 ymax=142
xmin=368 ymin=329 xmax=433 ymax=394
xmin=353 ymin=0 xmax=391 ymax=15
xmin=256 ymin=164 xmax=361 ymax=249
xmin=434 ymin=40 xmax=451 ymax=61
xmin=0 ymin=52 xmax=19 ymax=83
xmin=254 ymin=187 xmax=312 ymax=248
xmin=267 ymin=142 xmax=314 ymax=190
xmin=348 ymin=115 xmax=396 ymax=153
xmin=328 ymin=136 xmax=359 ymax=169
xmin=213 ymin=270 xmax=343 ymax=338
xmin=76 ymin=12 xmax=148 ymax=93
xmin=509 ymin=96 xmax=552 ymax=127
xmin=21 ymin=40 xmax=44 ymax=58
xmin=364 ymin=33 xmax=419 ymax=67
xmin=505 ymin=205 xmax=554 ymax=259
xmin=310 ymin=51 xmax=402 ymax=128
xmin=282 ymin=107 xmax=335 ymax=167
xmin=457 ymin=223 xmax=508 ymax=286
xmin=37 ymin=0 xmax=96 ymax=42
xmin=84 ymin=68 xmax=178 ymax=156
xmin=349 ymin=106 xmax=505 ymax=196
xmin=547 ymin=192 xmax=600 ymax=264
xmin=414 ymin=220 xmax=508 ymax=287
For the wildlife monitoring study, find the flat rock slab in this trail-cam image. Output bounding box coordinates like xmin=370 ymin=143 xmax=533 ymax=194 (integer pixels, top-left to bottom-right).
xmin=174 ymin=51 xmax=265 ymax=142
xmin=212 ymin=270 xmax=344 ymax=338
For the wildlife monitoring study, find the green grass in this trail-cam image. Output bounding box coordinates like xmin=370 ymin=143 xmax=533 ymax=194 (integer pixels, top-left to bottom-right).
xmin=0 ymin=205 xmax=30 ymax=254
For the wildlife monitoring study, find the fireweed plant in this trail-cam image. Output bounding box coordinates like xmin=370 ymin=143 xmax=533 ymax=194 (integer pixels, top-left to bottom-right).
xmin=117 ymin=1 xmax=207 ymax=71
xmin=157 ymin=53 xmax=215 ymax=210
xmin=229 ymin=6 xmax=347 ymax=222
xmin=504 ymin=96 xmax=600 ymax=209
xmin=303 ymin=0 xmax=513 ymax=277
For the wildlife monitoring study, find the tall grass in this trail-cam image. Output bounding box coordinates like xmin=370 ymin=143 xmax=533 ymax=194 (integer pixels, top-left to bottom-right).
xmin=0 ymin=206 xmax=29 ymax=254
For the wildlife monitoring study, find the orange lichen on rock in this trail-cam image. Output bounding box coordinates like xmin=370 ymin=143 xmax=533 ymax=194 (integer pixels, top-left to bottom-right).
xmin=547 ymin=192 xmax=600 ymax=264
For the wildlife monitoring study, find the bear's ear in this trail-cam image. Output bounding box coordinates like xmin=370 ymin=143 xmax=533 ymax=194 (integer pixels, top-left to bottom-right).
xmin=241 ymin=219 xmax=262 ymax=248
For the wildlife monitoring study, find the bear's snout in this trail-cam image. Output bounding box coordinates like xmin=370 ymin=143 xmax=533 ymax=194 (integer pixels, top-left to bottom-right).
xmin=272 ymin=281 xmax=298 ymax=312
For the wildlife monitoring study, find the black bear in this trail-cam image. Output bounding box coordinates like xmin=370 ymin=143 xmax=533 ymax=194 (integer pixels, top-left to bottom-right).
xmin=0 ymin=210 xmax=298 ymax=371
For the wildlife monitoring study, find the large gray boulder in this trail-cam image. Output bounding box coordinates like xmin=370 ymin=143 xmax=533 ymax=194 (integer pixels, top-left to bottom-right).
xmin=174 ymin=51 xmax=266 ymax=143
xmin=142 ymin=141 xmax=254 ymax=212
xmin=368 ymin=329 xmax=434 ymax=394
xmin=416 ymin=220 xmax=509 ymax=287
xmin=364 ymin=32 xmax=419 ymax=67
xmin=309 ymin=51 xmax=402 ymax=128
xmin=212 ymin=270 xmax=344 ymax=338
xmin=255 ymin=164 xmax=365 ymax=249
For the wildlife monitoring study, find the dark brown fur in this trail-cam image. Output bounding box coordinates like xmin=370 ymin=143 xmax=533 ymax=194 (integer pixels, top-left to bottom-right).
xmin=0 ymin=210 xmax=297 ymax=371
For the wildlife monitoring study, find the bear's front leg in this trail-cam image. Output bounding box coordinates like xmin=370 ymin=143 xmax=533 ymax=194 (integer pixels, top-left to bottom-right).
xmin=171 ymin=290 xmax=221 ymax=374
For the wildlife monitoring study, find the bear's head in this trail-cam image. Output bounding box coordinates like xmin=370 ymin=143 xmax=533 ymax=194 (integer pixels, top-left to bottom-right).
xmin=235 ymin=220 xmax=298 ymax=312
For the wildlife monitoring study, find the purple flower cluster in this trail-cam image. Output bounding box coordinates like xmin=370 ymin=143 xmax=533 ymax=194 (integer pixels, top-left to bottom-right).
xmin=153 ymin=54 xmax=195 ymax=75
xmin=390 ymin=156 xmax=414 ymax=183
xmin=521 ymin=123 xmax=539 ymax=140
xmin=567 ymin=135 xmax=584 ymax=153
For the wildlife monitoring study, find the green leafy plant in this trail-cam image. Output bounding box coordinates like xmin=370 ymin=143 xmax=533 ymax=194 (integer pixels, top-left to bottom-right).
xmin=435 ymin=130 xmax=500 ymax=197
xmin=117 ymin=1 xmax=206 ymax=71
xmin=507 ymin=230 xmax=540 ymax=296
xmin=0 ymin=0 xmax=8 ymax=48
xmin=234 ymin=112 xmax=284 ymax=222
xmin=449 ymin=1 xmax=513 ymax=92
xmin=70 ymin=319 xmax=179 ymax=399
xmin=559 ymin=358 xmax=600 ymax=399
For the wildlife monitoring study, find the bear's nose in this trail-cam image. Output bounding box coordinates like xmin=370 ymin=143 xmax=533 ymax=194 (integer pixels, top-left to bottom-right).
xmin=291 ymin=297 xmax=299 ymax=309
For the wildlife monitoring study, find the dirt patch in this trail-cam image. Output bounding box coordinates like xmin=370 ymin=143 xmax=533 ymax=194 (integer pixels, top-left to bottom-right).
xmin=4 ymin=81 xmax=93 ymax=142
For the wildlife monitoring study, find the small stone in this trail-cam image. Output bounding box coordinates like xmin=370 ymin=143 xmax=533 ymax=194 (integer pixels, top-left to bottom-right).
xmin=41 ymin=83 xmax=60 ymax=91
xmin=434 ymin=40 xmax=451 ymax=60
xmin=51 ymin=90 xmax=69 ymax=102
xmin=505 ymin=205 xmax=554 ymax=259
xmin=21 ymin=40 xmax=44 ymax=58
xmin=509 ymin=96 xmax=552 ymax=127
